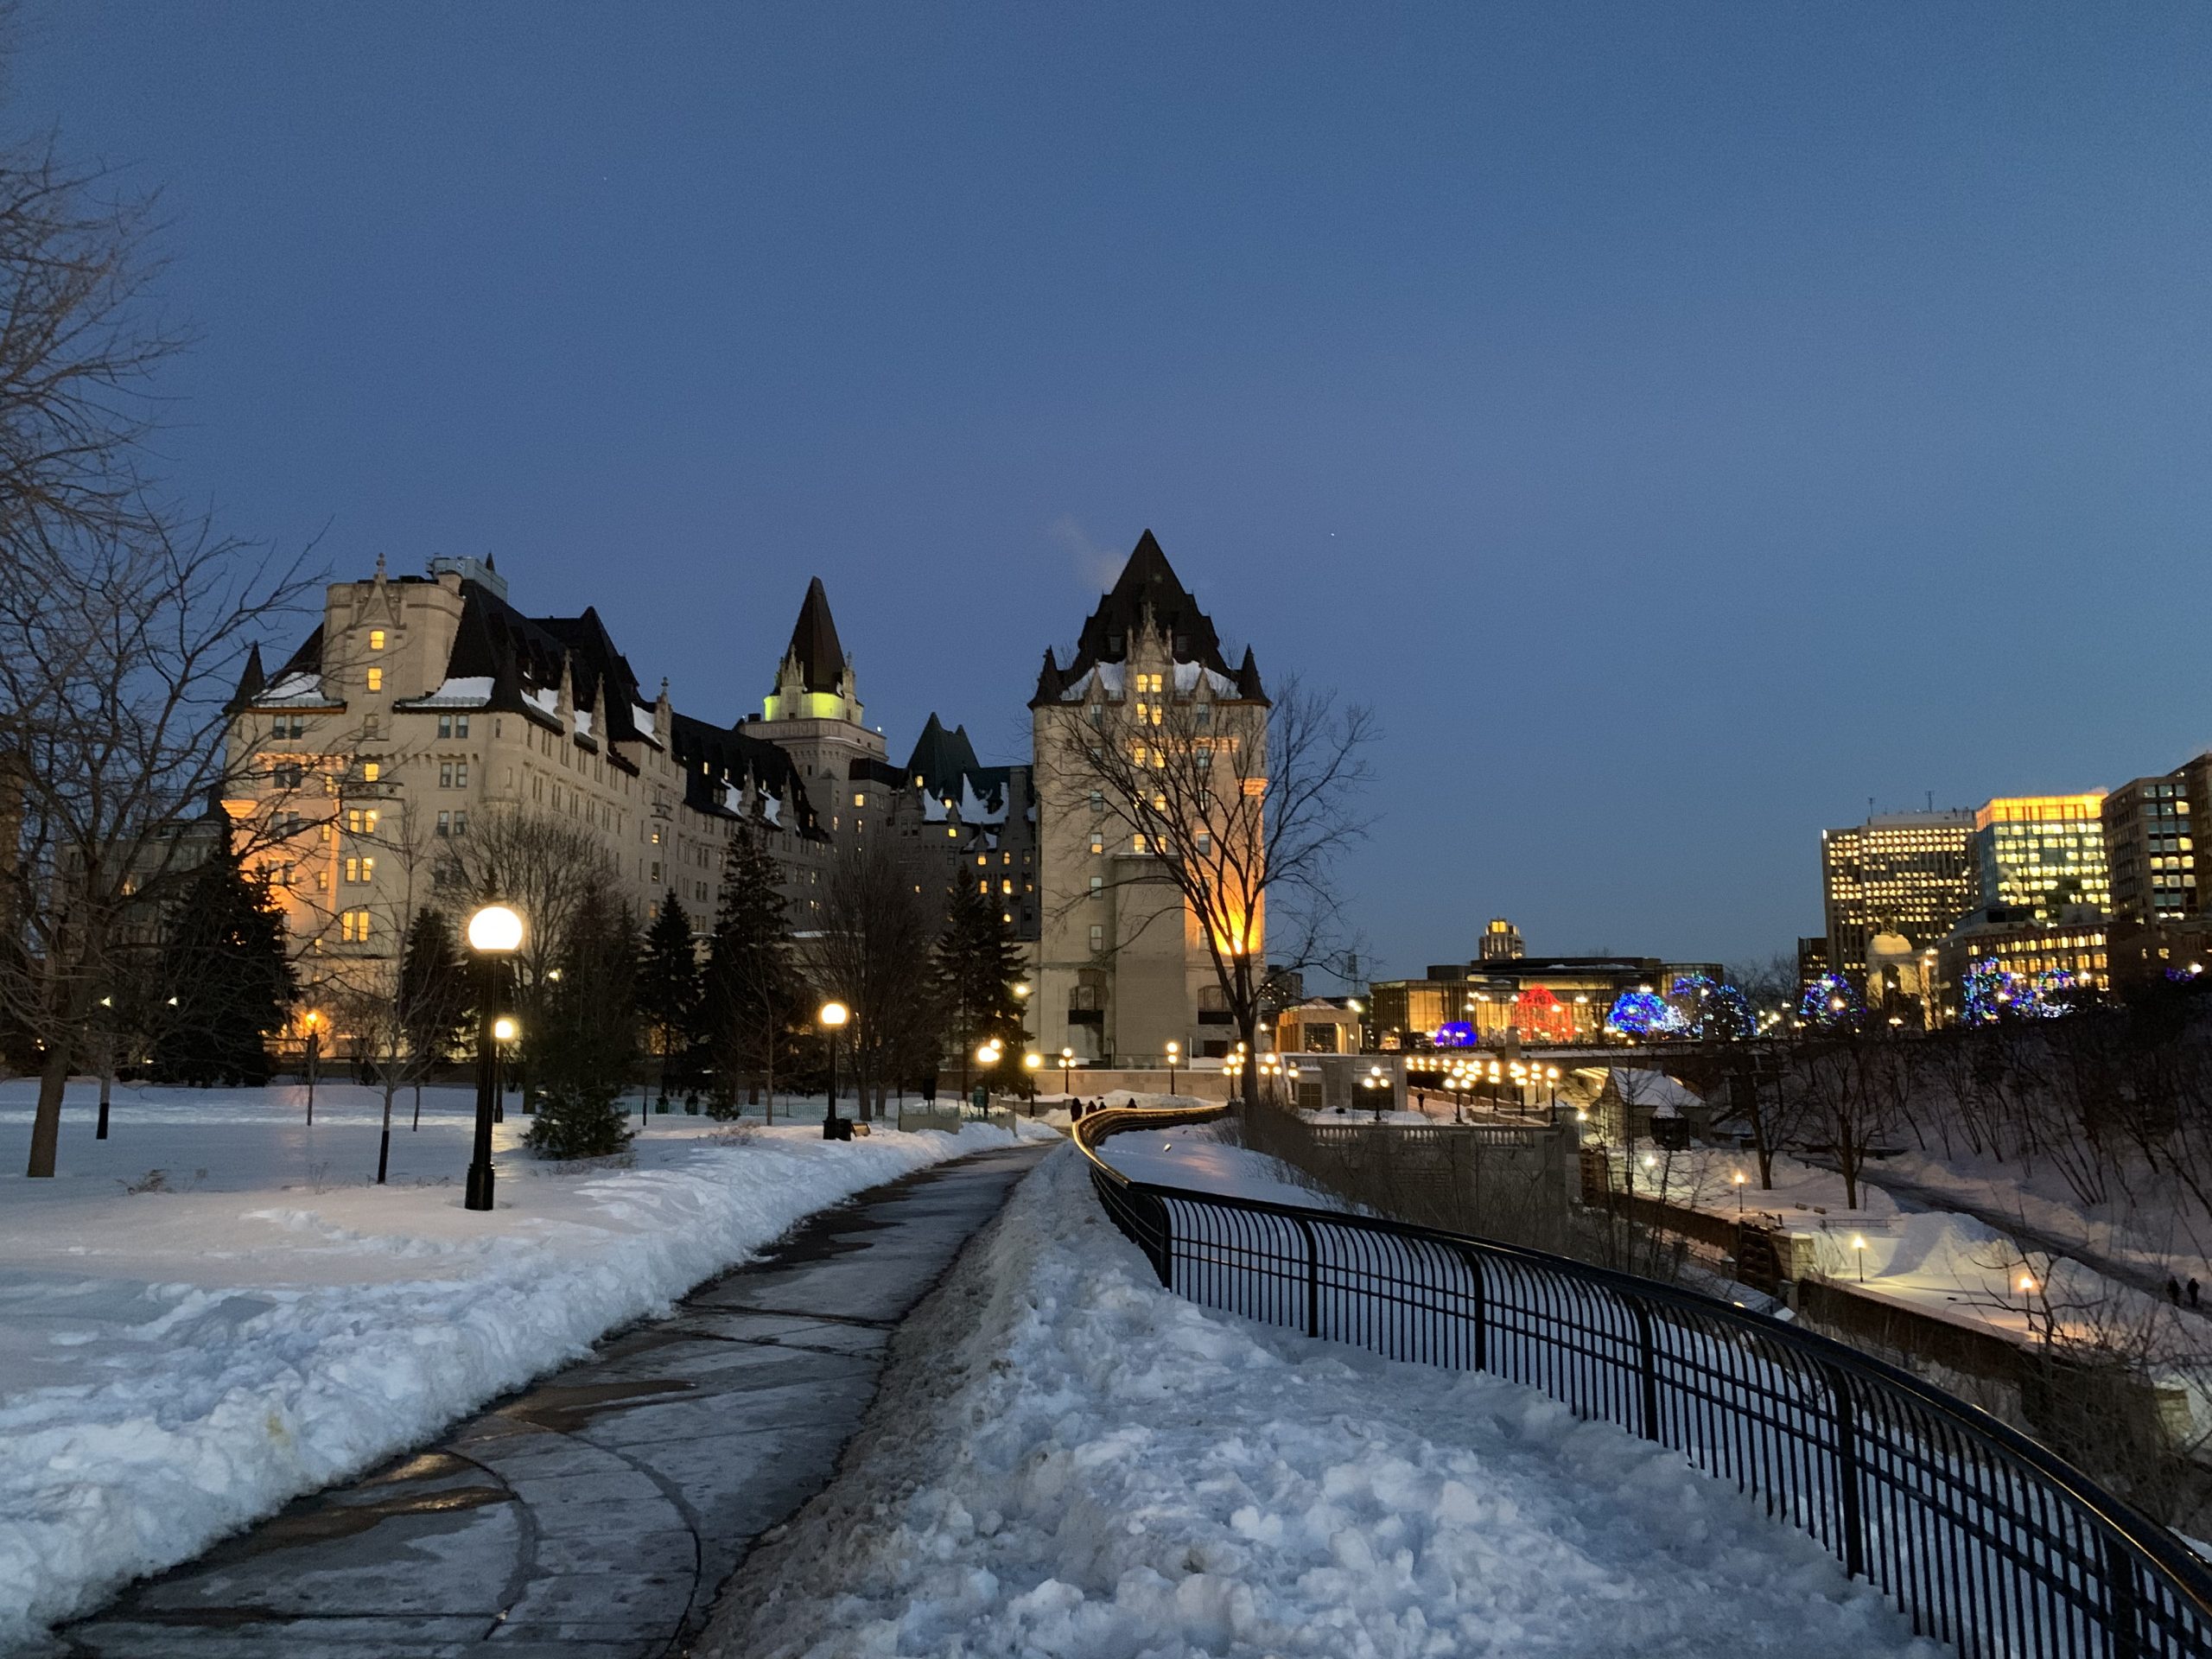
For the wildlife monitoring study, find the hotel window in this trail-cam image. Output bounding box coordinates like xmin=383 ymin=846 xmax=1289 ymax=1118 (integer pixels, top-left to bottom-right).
xmin=340 ymin=909 xmax=371 ymax=943
xmin=1001 ymin=880 xmax=1014 ymax=894
xmin=1089 ymin=924 xmax=1104 ymax=951
xmin=362 ymin=761 xmax=380 ymax=783
xmin=363 ymin=715 xmax=379 ymax=740
xmin=272 ymin=762 xmax=304 ymax=790
xmin=853 ymin=791 xmax=866 ymax=807
xmin=366 ymin=667 xmax=384 ymax=692
xmin=436 ymin=810 xmax=452 ymax=837
xmin=368 ymin=629 xmax=385 ymax=651
xmin=1090 ymin=830 xmax=1106 ymax=855
xmin=1090 ymin=874 xmax=1104 ymax=896
xmin=439 ymin=760 xmax=469 ymax=789
xmin=979 ymin=880 xmax=990 ymax=896
xmin=1132 ymin=834 xmax=1148 ymax=854
xmin=1088 ymin=791 xmax=1104 ymax=816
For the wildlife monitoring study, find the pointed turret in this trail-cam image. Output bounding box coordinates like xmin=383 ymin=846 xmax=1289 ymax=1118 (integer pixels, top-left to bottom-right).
xmin=1235 ymin=645 xmax=1268 ymax=702
xmin=781 ymin=577 xmax=849 ymax=696
xmin=231 ymin=643 xmax=267 ymax=710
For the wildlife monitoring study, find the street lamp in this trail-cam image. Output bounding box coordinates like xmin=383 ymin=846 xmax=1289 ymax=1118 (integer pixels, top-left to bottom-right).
xmin=820 ymin=1000 xmax=850 ymax=1139
xmin=302 ymin=1009 xmax=323 ymax=1126
xmin=1732 ymin=1168 xmax=1747 ymax=1217
xmin=1061 ymin=1046 xmax=1076 ymax=1095
xmin=464 ymin=903 xmax=524 ymax=1212
xmin=1165 ymin=1039 xmax=1180 ymax=1096
xmin=1022 ymin=1051 xmax=1042 ymax=1109
xmin=1851 ymin=1234 xmax=1868 ymax=1283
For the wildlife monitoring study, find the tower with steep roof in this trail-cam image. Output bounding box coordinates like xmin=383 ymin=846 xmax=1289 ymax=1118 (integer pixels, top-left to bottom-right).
xmin=1030 ymin=529 xmax=1269 ymax=1071
xmin=745 ymin=577 xmax=886 ymax=830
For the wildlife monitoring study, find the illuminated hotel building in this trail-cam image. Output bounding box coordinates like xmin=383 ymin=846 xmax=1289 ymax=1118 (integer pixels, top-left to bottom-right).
xmin=1972 ymin=793 xmax=2109 ymax=922
xmin=1821 ymin=810 xmax=1977 ymax=982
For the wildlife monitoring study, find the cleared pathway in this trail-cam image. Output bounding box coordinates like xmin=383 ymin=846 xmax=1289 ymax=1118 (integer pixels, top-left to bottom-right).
xmin=52 ymin=1139 xmax=1052 ymax=1659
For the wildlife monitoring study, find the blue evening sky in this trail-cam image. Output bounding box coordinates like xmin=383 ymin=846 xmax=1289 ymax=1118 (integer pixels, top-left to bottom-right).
xmin=15 ymin=3 xmax=2212 ymax=978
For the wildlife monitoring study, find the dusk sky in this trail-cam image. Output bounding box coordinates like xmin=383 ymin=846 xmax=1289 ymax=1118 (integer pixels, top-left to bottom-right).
xmin=16 ymin=3 xmax=2212 ymax=982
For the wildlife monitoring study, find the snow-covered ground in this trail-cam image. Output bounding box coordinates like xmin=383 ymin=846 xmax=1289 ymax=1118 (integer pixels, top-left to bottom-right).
xmin=1098 ymin=1122 xmax=1345 ymax=1211
xmin=0 ymin=1078 xmax=1048 ymax=1651
xmin=702 ymin=1145 xmax=1938 ymax=1658
xmin=1611 ymin=1142 xmax=2207 ymax=1369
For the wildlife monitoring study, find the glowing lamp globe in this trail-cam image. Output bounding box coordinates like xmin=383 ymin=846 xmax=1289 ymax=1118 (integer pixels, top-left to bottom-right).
xmin=467 ymin=905 xmax=524 ymax=955
xmin=819 ymin=1001 xmax=850 ymax=1029
xmin=493 ymin=1015 xmax=519 ymax=1043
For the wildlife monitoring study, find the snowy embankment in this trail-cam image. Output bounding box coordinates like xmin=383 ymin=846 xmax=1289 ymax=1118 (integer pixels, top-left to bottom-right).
xmin=0 ymin=1080 xmax=1043 ymax=1651
xmin=702 ymin=1144 xmax=1937 ymax=1659
xmin=1616 ymin=1141 xmax=2208 ymax=1359
xmin=1097 ymin=1120 xmax=1346 ymax=1211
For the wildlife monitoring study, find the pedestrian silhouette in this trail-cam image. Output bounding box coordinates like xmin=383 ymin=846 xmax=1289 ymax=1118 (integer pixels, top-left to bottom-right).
xmin=2192 ymin=1278 xmax=2202 ymax=1310
xmin=2171 ymin=1277 xmax=2184 ymax=1306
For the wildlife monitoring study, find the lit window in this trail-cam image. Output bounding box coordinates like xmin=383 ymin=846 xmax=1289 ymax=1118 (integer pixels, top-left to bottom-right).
xmin=853 ymin=792 xmax=866 ymax=807
xmin=362 ymin=761 xmax=380 ymax=782
xmin=368 ymin=629 xmax=385 ymax=651
xmin=340 ymin=909 xmax=371 ymax=943
xmin=1001 ymin=880 xmax=1014 ymax=894
xmin=1132 ymin=834 xmax=1147 ymax=854
xmin=366 ymin=667 xmax=384 ymax=692
xmin=1090 ymin=832 xmax=1104 ymax=855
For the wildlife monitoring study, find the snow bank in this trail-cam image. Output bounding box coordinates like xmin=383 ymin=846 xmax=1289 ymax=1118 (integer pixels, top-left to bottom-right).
xmin=702 ymin=1147 xmax=1937 ymax=1658
xmin=1100 ymin=1122 xmax=1345 ymax=1211
xmin=0 ymin=1081 xmax=1027 ymax=1649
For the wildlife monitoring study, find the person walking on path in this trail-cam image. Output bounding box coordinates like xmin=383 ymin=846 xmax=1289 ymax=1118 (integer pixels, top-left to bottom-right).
xmin=2192 ymin=1277 xmax=2202 ymax=1310
xmin=2171 ymin=1276 xmax=2184 ymax=1306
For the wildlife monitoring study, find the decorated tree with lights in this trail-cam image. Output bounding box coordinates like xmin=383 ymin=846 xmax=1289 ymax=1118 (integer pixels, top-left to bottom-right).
xmin=1798 ymin=972 xmax=1864 ymax=1033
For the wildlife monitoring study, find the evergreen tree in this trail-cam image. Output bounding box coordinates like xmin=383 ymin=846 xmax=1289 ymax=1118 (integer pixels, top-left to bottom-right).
xmin=702 ymin=829 xmax=798 ymax=1117
xmin=524 ymin=880 xmax=638 ymax=1159
xmin=636 ymin=897 xmax=700 ymax=1103
xmin=933 ymin=883 xmax=1029 ymax=1096
xmin=150 ymin=827 xmax=296 ymax=1085
xmin=397 ymin=907 xmax=468 ymax=1120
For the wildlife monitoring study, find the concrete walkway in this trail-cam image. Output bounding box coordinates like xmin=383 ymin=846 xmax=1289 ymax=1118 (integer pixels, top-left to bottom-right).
xmin=52 ymin=1140 xmax=1052 ymax=1659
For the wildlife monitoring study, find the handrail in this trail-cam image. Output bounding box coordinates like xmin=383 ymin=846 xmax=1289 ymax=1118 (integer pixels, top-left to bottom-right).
xmin=1074 ymin=1103 xmax=2212 ymax=1659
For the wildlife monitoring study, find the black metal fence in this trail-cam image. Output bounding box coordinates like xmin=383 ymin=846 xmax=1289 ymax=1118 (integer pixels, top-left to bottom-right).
xmin=1076 ymin=1105 xmax=2212 ymax=1659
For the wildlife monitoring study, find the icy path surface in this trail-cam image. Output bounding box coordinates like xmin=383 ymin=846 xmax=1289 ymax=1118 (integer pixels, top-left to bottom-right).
xmin=0 ymin=1080 xmax=1048 ymax=1653
xmin=700 ymin=1145 xmax=1940 ymax=1659
xmin=51 ymin=1139 xmax=1054 ymax=1657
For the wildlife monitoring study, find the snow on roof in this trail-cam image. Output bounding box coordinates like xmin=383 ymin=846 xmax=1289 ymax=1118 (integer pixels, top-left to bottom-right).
xmin=1172 ymin=661 xmax=1238 ymax=697
xmin=760 ymin=792 xmax=782 ymax=827
xmin=631 ymin=703 xmax=661 ymax=744
xmin=958 ymin=774 xmax=1005 ymax=825
xmin=1606 ymin=1069 xmax=1702 ymax=1110
xmin=403 ymin=675 xmax=493 ymax=709
xmin=523 ymin=686 xmax=558 ymax=718
xmin=256 ymin=672 xmax=330 ymax=706
xmin=574 ymin=709 xmax=594 ymax=738
xmin=923 ymin=791 xmax=949 ymax=823
xmin=1059 ymin=664 xmax=1125 ymax=702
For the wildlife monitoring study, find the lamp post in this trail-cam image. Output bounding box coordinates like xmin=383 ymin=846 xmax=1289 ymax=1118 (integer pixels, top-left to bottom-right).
xmin=1732 ymin=1168 xmax=1747 ymax=1217
xmin=302 ymin=1010 xmax=322 ymax=1126
xmin=1022 ymin=1051 xmax=1041 ymax=1109
xmin=1061 ymin=1046 xmax=1075 ymax=1095
xmin=1166 ymin=1039 xmax=1180 ymax=1096
xmin=1851 ymin=1234 xmax=1868 ymax=1284
xmin=974 ymin=1039 xmax=1001 ymax=1116
xmin=464 ymin=904 xmax=524 ymax=1212
xmin=820 ymin=1001 xmax=849 ymax=1139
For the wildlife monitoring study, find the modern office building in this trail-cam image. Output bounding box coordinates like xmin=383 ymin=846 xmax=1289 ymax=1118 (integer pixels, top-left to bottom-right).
xmin=1972 ymin=793 xmax=2110 ymax=922
xmin=1821 ymin=810 xmax=1977 ymax=982
xmin=2103 ymin=771 xmax=2199 ymax=927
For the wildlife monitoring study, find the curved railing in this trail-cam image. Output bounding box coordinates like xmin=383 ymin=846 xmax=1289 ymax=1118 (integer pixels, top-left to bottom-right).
xmin=1075 ymin=1103 xmax=2212 ymax=1659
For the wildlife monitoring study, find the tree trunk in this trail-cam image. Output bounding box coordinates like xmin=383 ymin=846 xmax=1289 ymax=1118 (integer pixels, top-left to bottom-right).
xmin=28 ymin=1042 xmax=71 ymax=1176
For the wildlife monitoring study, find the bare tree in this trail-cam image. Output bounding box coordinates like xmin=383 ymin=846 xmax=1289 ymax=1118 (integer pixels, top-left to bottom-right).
xmin=435 ymin=806 xmax=616 ymax=1110
xmin=1041 ymin=672 xmax=1375 ymax=1105
xmin=801 ymin=835 xmax=938 ymax=1122
xmin=0 ymin=110 xmax=324 ymax=1176
xmin=0 ymin=522 xmax=319 ymax=1175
